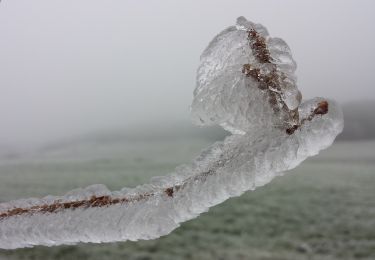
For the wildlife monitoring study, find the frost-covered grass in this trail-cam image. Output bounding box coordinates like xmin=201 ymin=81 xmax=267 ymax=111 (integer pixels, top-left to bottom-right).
xmin=0 ymin=139 xmax=374 ymax=260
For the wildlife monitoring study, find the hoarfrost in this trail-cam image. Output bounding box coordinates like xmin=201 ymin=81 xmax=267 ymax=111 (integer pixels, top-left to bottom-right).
xmin=0 ymin=17 xmax=343 ymax=249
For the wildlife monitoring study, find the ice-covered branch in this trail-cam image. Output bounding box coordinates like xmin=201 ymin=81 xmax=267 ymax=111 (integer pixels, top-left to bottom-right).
xmin=0 ymin=17 xmax=343 ymax=249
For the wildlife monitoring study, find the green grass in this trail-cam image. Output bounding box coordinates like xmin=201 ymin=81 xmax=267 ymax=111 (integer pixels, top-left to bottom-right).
xmin=0 ymin=140 xmax=374 ymax=260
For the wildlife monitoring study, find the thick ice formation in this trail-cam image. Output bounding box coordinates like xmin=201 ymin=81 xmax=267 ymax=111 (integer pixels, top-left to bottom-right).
xmin=192 ymin=16 xmax=301 ymax=135
xmin=0 ymin=17 xmax=343 ymax=249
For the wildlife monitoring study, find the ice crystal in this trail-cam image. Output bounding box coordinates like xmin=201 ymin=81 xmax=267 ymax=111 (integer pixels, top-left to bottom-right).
xmin=0 ymin=17 xmax=343 ymax=249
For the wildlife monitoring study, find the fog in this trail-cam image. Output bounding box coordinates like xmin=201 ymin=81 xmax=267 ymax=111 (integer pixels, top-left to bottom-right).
xmin=0 ymin=0 xmax=374 ymax=148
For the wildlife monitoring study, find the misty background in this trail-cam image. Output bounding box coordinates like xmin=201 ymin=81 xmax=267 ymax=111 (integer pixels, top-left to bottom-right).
xmin=1 ymin=2 xmax=375 ymax=259
xmin=0 ymin=0 xmax=375 ymax=151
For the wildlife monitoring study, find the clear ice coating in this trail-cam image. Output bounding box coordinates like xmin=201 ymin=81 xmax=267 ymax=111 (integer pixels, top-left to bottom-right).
xmin=0 ymin=17 xmax=343 ymax=249
xmin=192 ymin=16 xmax=302 ymax=134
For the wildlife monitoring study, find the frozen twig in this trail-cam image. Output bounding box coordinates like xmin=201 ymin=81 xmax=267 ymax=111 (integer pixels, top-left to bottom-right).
xmin=0 ymin=17 xmax=343 ymax=249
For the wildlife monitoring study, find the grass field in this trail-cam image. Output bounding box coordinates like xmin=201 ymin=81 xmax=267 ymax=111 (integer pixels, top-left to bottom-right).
xmin=0 ymin=137 xmax=374 ymax=260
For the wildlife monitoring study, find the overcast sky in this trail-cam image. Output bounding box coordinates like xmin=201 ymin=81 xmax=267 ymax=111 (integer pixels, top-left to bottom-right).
xmin=0 ymin=0 xmax=374 ymax=147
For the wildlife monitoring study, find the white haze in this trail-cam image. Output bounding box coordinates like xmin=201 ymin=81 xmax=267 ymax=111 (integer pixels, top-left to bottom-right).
xmin=0 ymin=0 xmax=374 ymax=148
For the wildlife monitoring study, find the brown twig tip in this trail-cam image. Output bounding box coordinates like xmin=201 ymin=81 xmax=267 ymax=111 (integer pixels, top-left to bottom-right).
xmin=286 ymin=100 xmax=329 ymax=135
xmin=314 ymin=100 xmax=329 ymax=115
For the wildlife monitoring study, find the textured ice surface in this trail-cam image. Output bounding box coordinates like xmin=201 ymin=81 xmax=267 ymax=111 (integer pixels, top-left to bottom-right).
xmin=0 ymin=17 xmax=343 ymax=249
xmin=192 ymin=16 xmax=301 ymax=134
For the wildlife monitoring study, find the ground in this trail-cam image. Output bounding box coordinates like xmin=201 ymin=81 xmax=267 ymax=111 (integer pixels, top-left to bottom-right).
xmin=0 ymin=138 xmax=374 ymax=260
